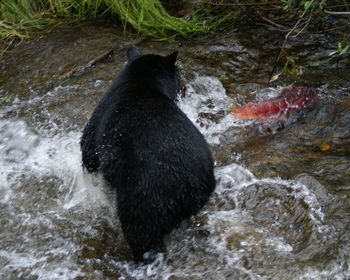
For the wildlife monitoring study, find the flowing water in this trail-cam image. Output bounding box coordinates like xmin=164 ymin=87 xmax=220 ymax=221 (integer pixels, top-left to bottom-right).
xmin=1 ymin=21 xmax=350 ymax=280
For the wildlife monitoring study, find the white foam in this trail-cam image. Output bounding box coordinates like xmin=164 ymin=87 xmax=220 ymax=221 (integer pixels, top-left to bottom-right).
xmin=178 ymin=75 xmax=250 ymax=144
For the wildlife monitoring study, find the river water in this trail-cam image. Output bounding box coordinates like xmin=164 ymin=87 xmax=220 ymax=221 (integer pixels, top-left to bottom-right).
xmin=0 ymin=21 xmax=350 ymax=279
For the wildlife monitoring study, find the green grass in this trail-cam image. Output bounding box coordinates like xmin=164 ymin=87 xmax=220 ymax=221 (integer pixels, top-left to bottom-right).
xmin=0 ymin=0 xmax=238 ymax=54
xmin=46 ymin=0 xmax=106 ymax=18
xmin=0 ymin=1 xmax=53 ymax=53
xmin=108 ymin=0 xmax=209 ymax=37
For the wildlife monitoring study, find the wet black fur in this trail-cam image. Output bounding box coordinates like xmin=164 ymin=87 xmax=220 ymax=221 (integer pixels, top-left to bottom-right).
xmin=80 ymin=46 xmax=216 ymax=261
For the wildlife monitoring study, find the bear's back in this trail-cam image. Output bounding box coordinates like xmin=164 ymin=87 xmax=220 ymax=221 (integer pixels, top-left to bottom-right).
xmin=98 ymin=93 xmax=214 ymax=189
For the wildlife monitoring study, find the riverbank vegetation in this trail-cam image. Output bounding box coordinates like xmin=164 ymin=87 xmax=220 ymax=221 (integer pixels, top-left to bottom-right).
xmin=0 ymin=0 xmax=349 ymax=56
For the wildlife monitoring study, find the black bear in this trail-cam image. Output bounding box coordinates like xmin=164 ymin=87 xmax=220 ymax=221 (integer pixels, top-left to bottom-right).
xmin=81 ymin=46 xmax=215 ymax=261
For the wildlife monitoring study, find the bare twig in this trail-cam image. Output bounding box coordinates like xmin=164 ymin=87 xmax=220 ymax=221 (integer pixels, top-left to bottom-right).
xmin=206 ymin=2 xmax=275 ymax=7
xmin=292 ymin=12 xmax=313 ymax=37
xmin=323 ymin=9 xmax=350 ymax=15
xmin=268 ymin=0 xmax=315 ymax=82
xmin=261 ymin=16 xmax=290 ymax=31
xmin=320 ymin=0 xmax=350 ymax=15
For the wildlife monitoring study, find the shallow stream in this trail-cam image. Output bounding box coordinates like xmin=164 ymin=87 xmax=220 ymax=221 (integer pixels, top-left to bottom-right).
xmin=1 ymin=21 xmax=350 ymax=279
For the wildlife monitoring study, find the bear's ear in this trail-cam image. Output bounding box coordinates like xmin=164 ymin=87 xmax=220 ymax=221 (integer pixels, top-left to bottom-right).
xmin=127 ymin=45 xmax=142 ymax=62
xmin=166 ymin=51 xmax=178 ymax=66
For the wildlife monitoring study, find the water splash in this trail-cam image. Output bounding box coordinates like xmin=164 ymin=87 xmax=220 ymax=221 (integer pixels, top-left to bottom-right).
xmin=0 ymin=117 xmax=118 ymax=280
xmin=178 ymin=75 xmax=249 ymax=145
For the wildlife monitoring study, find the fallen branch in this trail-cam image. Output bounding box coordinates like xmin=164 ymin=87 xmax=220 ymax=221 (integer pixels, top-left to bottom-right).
xmin=56 ymin=37 xmax=152 ymax=82
xmin=58 ymin=48 xmax=115 ymax=81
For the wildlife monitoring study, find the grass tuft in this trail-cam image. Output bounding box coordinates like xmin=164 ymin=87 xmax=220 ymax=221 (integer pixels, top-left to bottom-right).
xmin=0 ymin=0 xmax=55 ymax=54
xmin=107 ymin=0 xmax=210 ymax=37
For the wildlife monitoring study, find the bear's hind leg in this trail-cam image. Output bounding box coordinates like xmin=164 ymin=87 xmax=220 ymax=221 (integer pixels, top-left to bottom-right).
xmin=129 ymin=238 xmax=166 ymax=263
xmin=119 ymin=208 xmax=167 ymax=263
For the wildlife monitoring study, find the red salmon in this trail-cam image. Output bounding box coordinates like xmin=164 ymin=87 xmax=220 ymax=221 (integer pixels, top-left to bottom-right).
xmin=233 ymin=87 xmax=319 ymax=120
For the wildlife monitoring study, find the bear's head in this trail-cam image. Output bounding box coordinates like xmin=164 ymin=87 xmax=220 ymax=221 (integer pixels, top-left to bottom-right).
xmin=123 ymin=45 xmax=181 ymax=101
